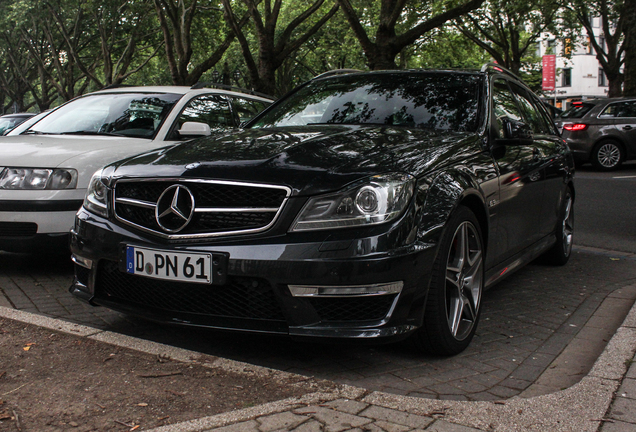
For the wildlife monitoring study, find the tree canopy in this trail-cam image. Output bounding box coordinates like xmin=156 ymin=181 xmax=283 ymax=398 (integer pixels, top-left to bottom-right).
xmin=0 ymin=0 xmax=633 ymax=111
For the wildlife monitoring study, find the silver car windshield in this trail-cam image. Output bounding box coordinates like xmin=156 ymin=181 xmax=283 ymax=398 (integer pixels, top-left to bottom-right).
xmin=27 ymin=93 xmax=182 ymax=138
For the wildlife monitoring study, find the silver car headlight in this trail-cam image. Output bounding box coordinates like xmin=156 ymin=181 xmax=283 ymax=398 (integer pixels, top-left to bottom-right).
xmin=291 ymin=173 xmax=415 ymax=232
xmin=83 ymin=169 xmax=109 ymax=217
xmin=0 ymin=167 xmax=78 ymax=190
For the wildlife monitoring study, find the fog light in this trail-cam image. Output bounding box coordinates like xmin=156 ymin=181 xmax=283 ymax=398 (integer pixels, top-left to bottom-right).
xmin=288 ymin=281 xmax=403 ymax=297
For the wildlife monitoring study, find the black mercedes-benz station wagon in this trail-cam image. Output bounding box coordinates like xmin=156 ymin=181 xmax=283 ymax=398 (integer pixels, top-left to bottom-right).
xmin=70 ymin=65 xmax=575 ymax=355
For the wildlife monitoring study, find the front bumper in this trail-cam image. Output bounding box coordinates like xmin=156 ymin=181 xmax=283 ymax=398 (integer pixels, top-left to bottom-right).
xmin=69 ymin=208 xmax=438 ymax=341
xmin=0 ymin=205 xmax=82 ymax=253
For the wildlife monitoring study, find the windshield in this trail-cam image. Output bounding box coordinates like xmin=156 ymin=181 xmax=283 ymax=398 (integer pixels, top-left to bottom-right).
xmin=0 ymin=115 xmax=32 ymax=135
xmin=28 ymin=93 xmax=182 ymax=137
xmin=560 ymin=103 xmax=594 ymax=119
xmin=252 ymin=73 xmax=482 ymax=132
xmin=7 ymin=111 xmax=50 ymax=136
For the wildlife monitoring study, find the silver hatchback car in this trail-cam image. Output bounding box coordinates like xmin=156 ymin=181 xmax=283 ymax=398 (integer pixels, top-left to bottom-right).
xmin=556 ymin=98 xmax=636 ymax=170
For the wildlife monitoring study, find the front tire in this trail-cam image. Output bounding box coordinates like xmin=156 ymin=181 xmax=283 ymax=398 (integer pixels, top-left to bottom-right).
xmin=541 ymin=189 xmax=574 ymax=266
xmin=411 ymin=206 xmax=484 ymax=356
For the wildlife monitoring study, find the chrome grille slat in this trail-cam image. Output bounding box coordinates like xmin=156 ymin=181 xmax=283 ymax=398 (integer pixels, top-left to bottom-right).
xmin=115 ymin=197 xmax=156 ymax=209
xmin=194 ymin=207 xmax=280 ymax=213
xmin=113 ymin=178 xmax=290 ymax=239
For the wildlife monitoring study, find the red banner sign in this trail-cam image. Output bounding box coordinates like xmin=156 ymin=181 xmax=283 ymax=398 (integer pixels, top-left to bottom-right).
xmin=542 ymin=55 xmax=556 ymax=91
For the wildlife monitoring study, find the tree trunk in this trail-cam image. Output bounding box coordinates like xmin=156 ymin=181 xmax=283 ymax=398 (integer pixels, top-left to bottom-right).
xmin=623 ymin=0 xmax=636 ymax=96
xmin=607 ymin=74 xmax=624 ymax=98
xmin=367 ymin=50 xmax=399 ymax=70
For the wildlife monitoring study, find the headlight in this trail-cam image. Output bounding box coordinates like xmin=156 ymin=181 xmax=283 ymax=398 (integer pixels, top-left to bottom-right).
xmin=291 ymin=173 xmax=415 ymax=232
xmin=0 ymin=167 xmax=78 ymax=190
xmin=83 ymin=169 xmax=109 ymax=217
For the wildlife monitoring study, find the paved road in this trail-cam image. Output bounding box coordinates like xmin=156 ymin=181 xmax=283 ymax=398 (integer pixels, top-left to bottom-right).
xmin=575 ymin=162 xmax=636 ymax=254
xmin=2 ymin=164 xmax=636 ymax=402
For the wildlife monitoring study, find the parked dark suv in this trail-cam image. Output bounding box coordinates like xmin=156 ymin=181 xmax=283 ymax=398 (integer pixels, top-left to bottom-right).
xmin=556 ymin=98 xmax=636 ymax=170
xmin=70 ymin=65 xmax=574 ymax=356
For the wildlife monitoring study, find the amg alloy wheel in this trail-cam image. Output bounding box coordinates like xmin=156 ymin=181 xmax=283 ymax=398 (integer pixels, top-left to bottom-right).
xmin=412 ymin=206 xmax=484 ymax=356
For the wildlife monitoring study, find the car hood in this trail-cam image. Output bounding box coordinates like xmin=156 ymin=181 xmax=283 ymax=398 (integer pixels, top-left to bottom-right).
xmin=0 ymin=135 xmax=164 ymax=187
xmin=108 ymin=125 xmax=481 ymax=196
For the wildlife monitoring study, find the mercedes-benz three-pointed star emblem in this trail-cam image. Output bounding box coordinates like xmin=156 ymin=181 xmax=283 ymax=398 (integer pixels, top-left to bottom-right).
xmin=155 ymin=185 xmax=195 ymax=233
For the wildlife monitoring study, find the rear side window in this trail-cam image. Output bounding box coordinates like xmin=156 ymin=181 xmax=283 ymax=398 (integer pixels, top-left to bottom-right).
xmin=616 ymin=101 xmax=636 ymax=118
xmin=232 ymin=97 xmax=271 ymax=124
xmin=169 ymin=94 xmax=234 ymax=139
xmin=597 ymin=101 xmax=636 ymax=118
xmin=561 ymin=103 xmax=594 ymax=119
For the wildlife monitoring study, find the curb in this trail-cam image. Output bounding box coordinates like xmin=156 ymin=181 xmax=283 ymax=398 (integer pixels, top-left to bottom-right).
xmin=2 ymin=293 xmax=636 ymax=432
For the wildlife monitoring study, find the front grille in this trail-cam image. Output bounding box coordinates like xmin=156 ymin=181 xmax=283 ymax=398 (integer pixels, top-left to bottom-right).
xmin=0 ymin=222 xmax=37 ymax=237
xmin=116 ymin=182 xmax=287 ymax=208
xmin=95 ymin=260 xmax=286 ymax=321
xmin=113 ymin=179 xmax=289 ymax=238
xmin=197 ymin=212 xmax=274 ymax=230
xmin=309 ymin=295 xmax=397 ymax=322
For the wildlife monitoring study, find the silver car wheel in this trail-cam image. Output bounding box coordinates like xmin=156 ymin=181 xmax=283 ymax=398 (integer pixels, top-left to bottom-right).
xmin=445 ymin=221 xmax=483 ymax=341
xmin=597 ymin=142 xmax=622 ymax=168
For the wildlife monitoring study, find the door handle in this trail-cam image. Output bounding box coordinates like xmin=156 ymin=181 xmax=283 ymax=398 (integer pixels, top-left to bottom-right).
xmin=623 ymin=125 xmax=633 ymax=131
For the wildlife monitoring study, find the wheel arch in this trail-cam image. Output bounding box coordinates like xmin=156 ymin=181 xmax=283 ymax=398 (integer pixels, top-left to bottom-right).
xmin=458 ymin=193 xmax=489 ymax=252
xmin=566 ymin=180 xmax=575 ymax=201
xmin=417 ymin=169 xmax=490 ymax=252
xmin=411 ymin=169 xmax=489 ymax=337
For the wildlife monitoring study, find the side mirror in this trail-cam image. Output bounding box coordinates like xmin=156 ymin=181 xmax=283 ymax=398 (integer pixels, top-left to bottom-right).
xmin=178 ymin=121 xmax=211 ymax=138
xmin=497 ymin=117 xmax=534 ymax=146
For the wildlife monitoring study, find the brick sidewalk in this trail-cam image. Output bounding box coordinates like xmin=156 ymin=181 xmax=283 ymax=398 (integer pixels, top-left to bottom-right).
xmin=1 ymin=247 xmax=636 ymax=402
xmin=2 ymin=294 xmax=636 ymax=432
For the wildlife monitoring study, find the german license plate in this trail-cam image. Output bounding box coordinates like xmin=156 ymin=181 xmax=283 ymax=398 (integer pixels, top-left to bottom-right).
xmin=125 ymin=246 xmax=212 ymax=284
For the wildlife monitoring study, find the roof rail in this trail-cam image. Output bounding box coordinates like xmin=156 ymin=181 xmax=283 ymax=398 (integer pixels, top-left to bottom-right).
xmin=480 ymin=63 xmax=521 ymax=79
xmin=190 ymin=82 xmax=275 ymax=100
xmin=312 ymin=69 xmax=363 ymax=80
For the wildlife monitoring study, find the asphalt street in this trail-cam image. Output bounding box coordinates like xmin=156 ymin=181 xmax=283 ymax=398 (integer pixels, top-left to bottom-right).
xmin=575 ymin=162 xmax=636 ymax=254
xmin=1 ymin=161 xmax=636 ymax=403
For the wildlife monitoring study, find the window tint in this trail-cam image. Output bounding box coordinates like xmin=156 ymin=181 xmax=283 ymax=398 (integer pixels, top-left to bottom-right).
xmin=0 ymin=116 xmax=31 ymax=135
xmin=492 ymin=80 xmax=523 ymax=139
xmin=171 ymin=95 xmax=233 ymax=139
xmin=253 ymin=73 xmax=483 ymax=132
xmin=616 ymin=101 xmax=636 ymax=118
xmin=509 ymin=83 xmax=551 ymax=135
xmin=530 ymin=95 xmax=560 ymax=136
xmin=30 ymin=93 xmax=182 ymax=137
xmin=232 ymin=97 xmax=270 ymax=123
xmin=560 ymin=103 xmax=594 ymax=119
xmin=600 ymin=103 xmax=621 ymax=118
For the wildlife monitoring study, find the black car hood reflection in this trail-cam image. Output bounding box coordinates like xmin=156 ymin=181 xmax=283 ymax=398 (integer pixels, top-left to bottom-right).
xmin=111 ymin=125 xmax=480 ymax=196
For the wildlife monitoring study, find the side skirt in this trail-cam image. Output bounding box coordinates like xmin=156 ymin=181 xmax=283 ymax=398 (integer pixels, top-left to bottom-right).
xmin=484 ymin=235 xmax=556 ymax=289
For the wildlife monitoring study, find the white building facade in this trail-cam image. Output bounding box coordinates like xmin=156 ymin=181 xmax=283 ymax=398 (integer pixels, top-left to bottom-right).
xmin=539 ymin=17 xmax=609 ymax=111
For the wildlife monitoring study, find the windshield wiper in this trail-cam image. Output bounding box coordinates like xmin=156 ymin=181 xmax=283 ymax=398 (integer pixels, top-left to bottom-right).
xmin=58 ymin=131 xmax=127 ymax=137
